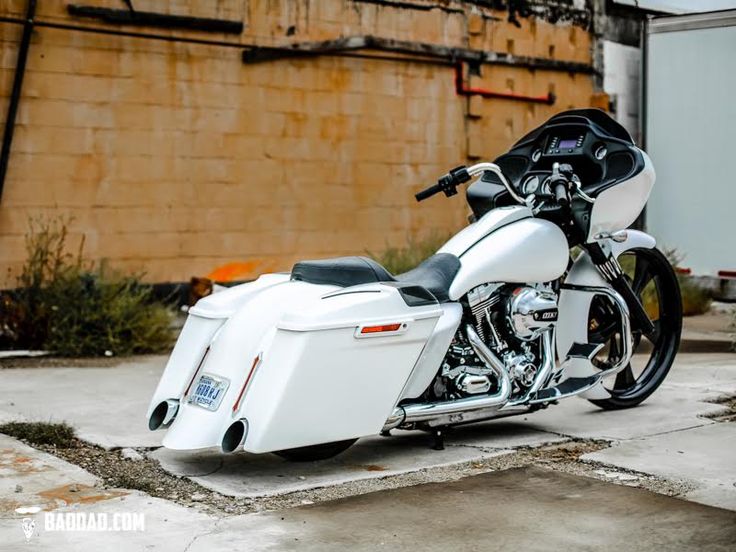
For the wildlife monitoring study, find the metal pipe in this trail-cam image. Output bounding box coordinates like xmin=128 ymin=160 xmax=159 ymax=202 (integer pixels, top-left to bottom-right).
xmin=526 ymin=284 xmax=634 ymax=405
xmin=466 ymin=162 xmax=526 ymax=205
xmin=0 ymin=14 xmax=248 ymax=49
xmin=382 ymin=324 xmax=511 ymax=430
xmin=567 ymin=284 xmax=633 ymax=377
xmin=454 ymin=62 xmax=556 ymax=105
xmin=0 ymin=0 xmax=36 ymax=202
xmin=148 ymin=398 xmax=179 ymax=430
xmin=504 ymin=329 xmax=555 ymax=407
xmin=221 ymin=418 xmax=248 ymax=453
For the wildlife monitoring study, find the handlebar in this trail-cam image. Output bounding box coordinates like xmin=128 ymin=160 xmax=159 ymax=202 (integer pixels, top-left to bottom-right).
xmin=415 ymin=161 xmax=594 ymax=208
xmin=553 ymin=182 xmax=570 ymax=206
xmin=415 ymin=182 xmax=443 ymax=201
xmin=415 ymin=162 xmax=526 ymax=205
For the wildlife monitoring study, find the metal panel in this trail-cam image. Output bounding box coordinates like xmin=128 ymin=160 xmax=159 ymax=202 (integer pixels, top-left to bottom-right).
xmin=645 ymin=13 xmax=736 ymax=275
xmin=602 ymin=40 xmax=642 ymax=142
xmin=649 ymin=9 xmax=736 ymax=33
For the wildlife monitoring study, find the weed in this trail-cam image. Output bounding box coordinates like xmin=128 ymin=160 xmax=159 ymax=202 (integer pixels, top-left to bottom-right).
xmin=0 ymin=421 xmax=76 ymax=448
xmin=0 ymin=217 xmax=174 ymax=356
xmin=369 ymin=232 xmax=450 ymax=274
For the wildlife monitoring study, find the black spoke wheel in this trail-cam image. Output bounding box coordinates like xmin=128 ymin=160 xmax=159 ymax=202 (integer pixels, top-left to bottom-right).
xmin=273 ymin=439 xmax=358 ymax=462
xmin=587 ymin=247 xmax=682 ymax=410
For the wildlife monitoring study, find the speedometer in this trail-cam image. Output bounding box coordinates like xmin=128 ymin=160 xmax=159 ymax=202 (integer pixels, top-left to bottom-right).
xmin=521 ymin=175 xmax=540 ymax=195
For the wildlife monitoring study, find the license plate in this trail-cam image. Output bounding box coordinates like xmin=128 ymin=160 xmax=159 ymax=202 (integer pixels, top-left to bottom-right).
xmin=188 ymin=374 xmax=229 ymax=411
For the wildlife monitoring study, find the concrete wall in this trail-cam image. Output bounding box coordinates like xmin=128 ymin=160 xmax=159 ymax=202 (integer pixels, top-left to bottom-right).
xmin=0 ymin=0 xmax=597 ymax=286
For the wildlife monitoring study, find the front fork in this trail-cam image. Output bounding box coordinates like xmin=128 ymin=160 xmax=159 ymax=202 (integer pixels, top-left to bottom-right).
xmin=585 ymin=241 xmax=656 ymax=336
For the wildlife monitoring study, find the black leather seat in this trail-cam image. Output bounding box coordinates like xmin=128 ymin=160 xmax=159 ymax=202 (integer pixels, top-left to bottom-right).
xmin=291 ymin=253 xmax=461 ymax=303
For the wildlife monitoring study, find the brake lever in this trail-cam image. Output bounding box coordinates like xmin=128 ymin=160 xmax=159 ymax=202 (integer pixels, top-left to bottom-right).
xmin=571 ymin=176 xmax=595 ymax=204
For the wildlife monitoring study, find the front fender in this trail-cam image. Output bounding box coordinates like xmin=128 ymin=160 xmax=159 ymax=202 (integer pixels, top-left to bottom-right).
xmin=556 ymin=231 xmax=656 ymax=399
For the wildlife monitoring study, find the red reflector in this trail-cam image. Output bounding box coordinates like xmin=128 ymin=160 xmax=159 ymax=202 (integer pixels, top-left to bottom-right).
xmin=184 ymin=346 xmax=209 ymax=397
xmin=360 ymin=323 xmax=402 ymax=334
xmin=675 ymin=267 xmax=691 ymax=275
xmin=718 ymin=270 xmax=736 ymax=279
xmin=232 ymin=355 xmax=260 ymax=413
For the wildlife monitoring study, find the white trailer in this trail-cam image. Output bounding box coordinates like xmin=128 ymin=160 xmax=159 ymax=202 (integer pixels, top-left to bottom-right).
xmin=644 ymin=9 xmax=736 ymax=296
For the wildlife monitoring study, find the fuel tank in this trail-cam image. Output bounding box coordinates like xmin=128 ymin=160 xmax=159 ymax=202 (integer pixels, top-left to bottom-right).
xmin=439 ymin=206 xmax=569 ymax=300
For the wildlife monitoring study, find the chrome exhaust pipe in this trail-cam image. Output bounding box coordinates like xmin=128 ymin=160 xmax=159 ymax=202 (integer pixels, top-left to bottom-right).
xmin=221 ymin=418 xmax=248 ymax=453
xmin=383 ymin=325 xmax=511 ymax=431
xmin=148 ymin=399 xmax=179 ymax=431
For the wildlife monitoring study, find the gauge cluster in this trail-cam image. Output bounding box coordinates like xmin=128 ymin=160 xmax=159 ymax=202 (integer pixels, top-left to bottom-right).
xmin=467 ymin=109 xmax=646 ymax=229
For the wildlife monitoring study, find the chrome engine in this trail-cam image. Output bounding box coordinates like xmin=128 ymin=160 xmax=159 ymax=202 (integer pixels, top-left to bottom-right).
xmin=507 ymin=286 xmax=558 ymax=340
xmin=433 ymin=283 xmax=559 ymax=401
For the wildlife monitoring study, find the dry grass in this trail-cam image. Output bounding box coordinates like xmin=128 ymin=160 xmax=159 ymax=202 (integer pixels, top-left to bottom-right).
xmin=0 ymin=421 xmax=76 ymax=448
xmin=369 ymin=232 xmax=451 ymax=274
xmin=0 ymin=217 xmax=174 ymax=356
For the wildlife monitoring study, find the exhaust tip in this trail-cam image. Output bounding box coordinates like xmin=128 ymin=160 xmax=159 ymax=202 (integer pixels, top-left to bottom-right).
xmin=149 ymin=399 xmax=179 ymax=431
xmin=382 ymin=407 xmax=406 ymax=432
xmin=222 ymin=419 xmax=248 ymax=453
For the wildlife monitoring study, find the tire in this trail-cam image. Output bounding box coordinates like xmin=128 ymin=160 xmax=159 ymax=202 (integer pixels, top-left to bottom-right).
xmin=273 ymin=439 xmax=358 ymax=462
xmin=588 ymin=247 xmax=682 ymax=410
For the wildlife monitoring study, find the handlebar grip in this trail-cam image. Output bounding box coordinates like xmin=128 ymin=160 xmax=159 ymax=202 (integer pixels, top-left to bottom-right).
xmin=553 ymin=182 xmax=569 ymax=206
xmin=415 ymin=183 xmax=442 ymax=202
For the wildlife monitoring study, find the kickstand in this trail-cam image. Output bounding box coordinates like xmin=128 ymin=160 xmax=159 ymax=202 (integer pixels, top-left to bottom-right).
xmin=431 ymin=428 xmax=445 ymax=451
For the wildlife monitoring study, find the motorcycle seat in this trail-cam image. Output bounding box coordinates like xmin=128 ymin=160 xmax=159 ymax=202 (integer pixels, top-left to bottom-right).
xmin=291 ymin=253 xmax=460 ymax=303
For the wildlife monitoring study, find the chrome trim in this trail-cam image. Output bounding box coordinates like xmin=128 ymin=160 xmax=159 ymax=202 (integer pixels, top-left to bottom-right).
xmin=504 ymin=329 xmax=555 ymax=407
xmin=531 ymin=284 xmax=634 ymax=404
xmin=423 ymin=404 xmax=530 ymax=428
xmin=382 ymin=324 xmax=511 ymax=431
xmin=572 ymin=178 xmax=595 ymax=203
xmin=594 ymin=230 xmax=628 ymax=243
xmin=221 ymin=418 xmax=248 ymax=453
xmin=466 ymin=162 xmax=526 ymax=205
xmin=148 ymin=398 xmax=179 ymax=431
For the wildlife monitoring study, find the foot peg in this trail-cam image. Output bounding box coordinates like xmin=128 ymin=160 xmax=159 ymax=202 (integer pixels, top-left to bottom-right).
xmin=566 ymin=342 xmax=604 ymax=360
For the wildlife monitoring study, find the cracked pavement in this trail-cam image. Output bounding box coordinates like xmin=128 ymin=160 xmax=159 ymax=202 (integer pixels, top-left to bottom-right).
xmin=0 ymin=352 xmax=734 ymax=549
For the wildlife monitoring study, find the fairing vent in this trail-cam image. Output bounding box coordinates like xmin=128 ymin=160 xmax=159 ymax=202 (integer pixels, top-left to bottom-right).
xmin=605 ymin=151 xmax=635 ymax=181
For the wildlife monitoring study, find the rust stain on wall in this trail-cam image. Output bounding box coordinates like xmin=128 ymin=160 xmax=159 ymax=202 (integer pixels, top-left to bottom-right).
xmin=0 ymin=0 xmax=599 ymax=287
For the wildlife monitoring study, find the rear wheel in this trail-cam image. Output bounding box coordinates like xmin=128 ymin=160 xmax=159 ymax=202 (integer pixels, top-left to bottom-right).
xmin=587 ymin=247 xmax=682 ymax=410
xmin=273 ymin=439 xmax=358 ymax=462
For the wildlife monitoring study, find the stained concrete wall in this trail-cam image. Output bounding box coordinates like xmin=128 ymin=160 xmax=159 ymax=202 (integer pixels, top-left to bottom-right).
xmin=0 ymin=0 xmax=597 ymax=286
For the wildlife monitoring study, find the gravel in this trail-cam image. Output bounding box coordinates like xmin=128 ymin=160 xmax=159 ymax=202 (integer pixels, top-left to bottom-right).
xmin=705 ymin=394 xmax=736 ymax=422
xmin=12 ymin=434 xmax=692 ymax=517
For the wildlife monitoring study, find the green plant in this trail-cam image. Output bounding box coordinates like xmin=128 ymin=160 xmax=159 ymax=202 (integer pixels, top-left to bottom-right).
xmin=664 ymin=249 xmax=712 ymax=316
xmin=619 ymin=249 xmax=711 ymax=318
xmin=0 ymin=421 xmax=76 ymax=448
xmin=369 ymin=232 xmax=450 ymax=274
xmin=0 ymin=217 xmax=174 ymax=356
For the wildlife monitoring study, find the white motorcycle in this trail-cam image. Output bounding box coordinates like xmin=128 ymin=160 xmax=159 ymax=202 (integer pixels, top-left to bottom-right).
xmin=148 ymin=109 xmax=681 ymax=460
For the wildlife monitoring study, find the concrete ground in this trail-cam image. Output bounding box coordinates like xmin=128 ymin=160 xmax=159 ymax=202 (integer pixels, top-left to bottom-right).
xmin=2 ymin=436 xmax=734 ymax=551
xmin=0 ymin=351 xmax=734 ymax=549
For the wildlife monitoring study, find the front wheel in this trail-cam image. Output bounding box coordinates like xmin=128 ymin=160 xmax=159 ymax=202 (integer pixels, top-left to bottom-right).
xmin=273 ymin=439 xmax=358 ymax=462
xmin=587 ymin=246 xmax=682 ymax=410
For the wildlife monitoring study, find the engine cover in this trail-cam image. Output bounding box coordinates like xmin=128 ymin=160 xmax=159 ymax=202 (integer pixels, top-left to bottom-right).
xmin=507 ymin=287 xmax=558 ymax=341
